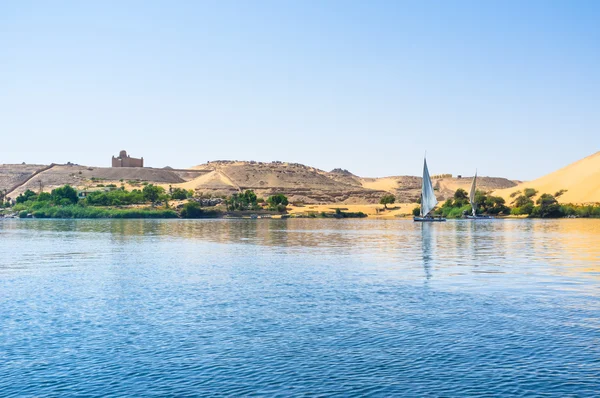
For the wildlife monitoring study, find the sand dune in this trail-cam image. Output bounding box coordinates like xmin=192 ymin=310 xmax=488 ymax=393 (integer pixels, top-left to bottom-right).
xmin=494 ymin=151 xmax=600 ymax=204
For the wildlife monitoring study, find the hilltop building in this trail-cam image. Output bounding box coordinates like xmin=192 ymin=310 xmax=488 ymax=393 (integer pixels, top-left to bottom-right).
xmin=112 ymin=150 xmax=144 ymax=168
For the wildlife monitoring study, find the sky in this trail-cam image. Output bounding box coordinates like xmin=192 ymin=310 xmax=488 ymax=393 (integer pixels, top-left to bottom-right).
xmin=1 ymin=1 xmax=599 ymax=180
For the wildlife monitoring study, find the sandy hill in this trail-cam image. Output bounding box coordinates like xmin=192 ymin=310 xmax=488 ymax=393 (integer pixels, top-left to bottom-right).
xmin=494 ymin=151 xmax=600 ymax=204
xmin=0 ymin=164 xmax=208 ymax=198
xmin=181 ymin=161 xmax=388 ymax=203
xmin=181 ymin=161 xmax=517 ymax=204
xmin=1 ymin=160 xmax=517 ymax=205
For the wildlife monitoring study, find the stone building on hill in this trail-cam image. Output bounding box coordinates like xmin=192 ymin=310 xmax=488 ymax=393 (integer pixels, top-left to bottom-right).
xmin=112 ymin=150 xmax=144 ymax=168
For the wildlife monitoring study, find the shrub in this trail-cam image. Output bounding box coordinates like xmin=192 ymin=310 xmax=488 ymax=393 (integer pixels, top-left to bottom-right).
xmin=170 ymin=188 xmax=188 ymax=200
xmin=180 ymin=202 xmax=220 ymax=218
xmin=267 ymin=194 xmax=289 ymax=210
xmin=524 ymin=188 xmax=538 ymax=198
xmin=554 ymin=189 xmax=567 ymax=198
xmin=37 ymin=192 xmax=52 ymax=202
xmin=511 ymin=202 xmax=534 ymax=215
xmin=181 ymin=202 xmax=203 ymax=218
xmin=31 ymin=205 xmax=178 ymax=219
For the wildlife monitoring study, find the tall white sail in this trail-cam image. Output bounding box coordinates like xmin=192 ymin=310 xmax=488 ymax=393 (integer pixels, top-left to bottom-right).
xmin=421 ymin=158 xmax=438 ymax=217
xmin=469 ymin=171 xmax=477 ymax=217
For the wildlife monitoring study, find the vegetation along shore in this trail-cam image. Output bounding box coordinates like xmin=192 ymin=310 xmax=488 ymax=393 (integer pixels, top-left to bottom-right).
xmin=1 ymin=182 xmax=598 ymax=220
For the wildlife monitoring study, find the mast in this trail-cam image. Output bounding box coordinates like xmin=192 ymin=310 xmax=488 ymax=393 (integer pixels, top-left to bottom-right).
xmin=469 ymin=170 xmax=477 ymax=217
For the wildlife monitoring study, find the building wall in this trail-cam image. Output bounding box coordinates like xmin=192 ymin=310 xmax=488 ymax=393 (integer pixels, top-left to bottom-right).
xmin=111 ymin=151 xmax=144 ymax=168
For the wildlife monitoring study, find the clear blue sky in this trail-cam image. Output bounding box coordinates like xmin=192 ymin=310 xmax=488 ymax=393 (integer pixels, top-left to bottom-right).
xmin=1 ymin=1 xmax=599 ymax=180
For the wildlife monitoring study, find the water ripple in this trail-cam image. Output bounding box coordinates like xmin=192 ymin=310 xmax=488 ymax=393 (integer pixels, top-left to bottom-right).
xmin=0 ymin=219 xmax=599 ymax=396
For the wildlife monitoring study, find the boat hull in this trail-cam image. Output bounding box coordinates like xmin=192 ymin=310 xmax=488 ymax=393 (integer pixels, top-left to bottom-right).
xmin=414 ymin=217 xmax=446 ymax=222
xmin=465 ymin=215 xmax=494 ymax=219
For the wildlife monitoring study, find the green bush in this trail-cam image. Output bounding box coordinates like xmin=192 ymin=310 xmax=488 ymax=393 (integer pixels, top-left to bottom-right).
xmin=85 ymin=189 xmax=145 ymax=206
xmin=180 ymin=201 xmax=220 ymax=218
xmin=226 ymin=190 xmax=260 ymax=211
xmin=511 ymin=202 xmax=534 ymax=215
xmin=524 ymin=188 xmax=538 ymax=198
xmin=170 ymin=188 xmax=188 ymax=200
xmin=31 ymin=205 xmax=178 ymax=219
xmin=266 ymin=194 xmax=289 ymax=209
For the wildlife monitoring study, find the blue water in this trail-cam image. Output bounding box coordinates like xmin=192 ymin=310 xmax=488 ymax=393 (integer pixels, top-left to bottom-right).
xmin=1 ymin=219 xmax=599 ymax=396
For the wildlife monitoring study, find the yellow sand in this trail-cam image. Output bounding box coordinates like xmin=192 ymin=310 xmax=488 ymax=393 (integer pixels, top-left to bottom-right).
xmin=287 ymin=203 xmax=418 ymax=219
xmin=360 ymin=177 xmax=400 ymax=192
xmin=175 ymin=170 xmax=237 ymax=191
xmin=494 ymin=151 xmax=600 ymax=204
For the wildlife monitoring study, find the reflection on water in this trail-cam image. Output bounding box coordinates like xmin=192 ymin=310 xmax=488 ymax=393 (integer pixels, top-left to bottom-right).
xmin=1 ymin=219 xmax=599 ymax=396
xmin=421 ymin=223 xmax=433 ymax=280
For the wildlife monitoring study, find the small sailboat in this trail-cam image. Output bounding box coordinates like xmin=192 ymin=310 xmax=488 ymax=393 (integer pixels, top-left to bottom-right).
xmin=465 ymin=170 xmax=493 ymax=219
xmin=414 ymin=157 xmax=446 ymax=222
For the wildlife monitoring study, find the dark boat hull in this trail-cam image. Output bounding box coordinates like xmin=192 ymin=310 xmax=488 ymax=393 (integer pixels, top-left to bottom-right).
xmin=465 ymin=215 xmax=494 ymax=219
xmin=414 ymin=217 xmax=446 ymax=222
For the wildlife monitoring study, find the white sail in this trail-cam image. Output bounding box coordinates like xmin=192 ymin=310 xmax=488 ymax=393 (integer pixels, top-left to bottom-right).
xmin=421 ymin=158 xmax=438 ymax=217
xmin=469 ymin=170 xmax=477 ymax=217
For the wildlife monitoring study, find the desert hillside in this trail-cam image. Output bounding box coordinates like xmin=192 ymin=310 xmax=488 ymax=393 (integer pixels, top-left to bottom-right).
xmin=494 ymin=151 xmax=600 ymax=204
xmin=182 ymin=161 xmax=516 ymax=203
xmin=0 ymin=164 xmax=207 ymax=198
xmin=0 ymin=160 xmax=518 ymax=204
xmin=182 ymin=161 xmax=388 ymax=203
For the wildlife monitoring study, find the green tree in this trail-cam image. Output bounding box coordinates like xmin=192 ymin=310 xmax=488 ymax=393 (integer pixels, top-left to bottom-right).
xmin=454 ymin=188 xmax=468 ymax=201
xmin=267 ymin=194 xmax=289 ymax=209
xmin=379 ymin=194 xmax=396 ymax=209
xmin=513 ymin=195 xmax=533 ymax=208
xmin=412 ymin=206 xmax=421 ymax=217
xmin=243 ymin=190 xmax=257 ymax=205
xmin=532 ymin=193 xmax=562 ymax=218
xmin=536 ymin=193 xmax=557 ymax=207
xmin=142 ymin=184 xmax=165 ymax=203
xmin=16 ymin=189 xmax=37 ymax=204
xmin=37 ymin=192 xmax=52 ymax=202
xmin=51 ymin=185 xmax=78 ymax=205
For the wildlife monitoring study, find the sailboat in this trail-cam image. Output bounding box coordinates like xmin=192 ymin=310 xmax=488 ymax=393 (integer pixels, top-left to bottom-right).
xmin=414 ymin=157 xmax=446 ymax=222
xmin=465 ymin=170 xmax=493 ymax=219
